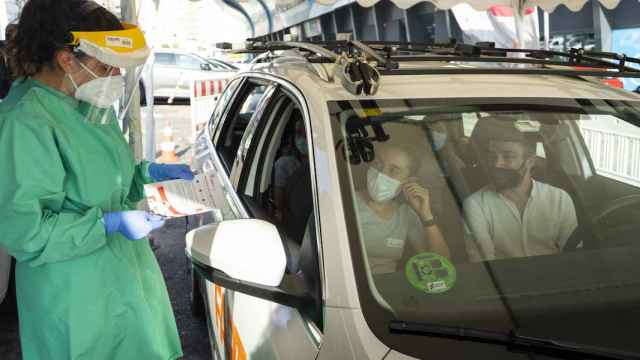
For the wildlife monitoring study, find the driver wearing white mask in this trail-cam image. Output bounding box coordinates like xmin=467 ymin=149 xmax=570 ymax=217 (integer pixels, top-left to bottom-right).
xmin=355 ymin=140 xmax=451 ymax=274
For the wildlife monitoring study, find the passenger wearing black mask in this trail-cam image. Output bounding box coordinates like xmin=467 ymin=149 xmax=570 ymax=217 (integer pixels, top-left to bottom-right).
xmin=463 ymin=119 xmax=577 ymax=261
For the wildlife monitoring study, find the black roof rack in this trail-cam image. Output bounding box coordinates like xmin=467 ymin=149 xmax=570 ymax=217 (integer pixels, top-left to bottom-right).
xmin=229 ymin=39 xmax=640 ymax=79
xmin=218 ymin=39 xmax=640 ymax=96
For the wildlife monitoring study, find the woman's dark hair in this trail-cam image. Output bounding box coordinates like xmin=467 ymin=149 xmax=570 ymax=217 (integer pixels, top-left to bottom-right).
xmin=8 ymin=0 xmax=123 ymax=77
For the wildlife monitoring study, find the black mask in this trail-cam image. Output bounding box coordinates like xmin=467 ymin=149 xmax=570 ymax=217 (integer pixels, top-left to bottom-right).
xmin=490 ymin=166 xmax=524 ymax=191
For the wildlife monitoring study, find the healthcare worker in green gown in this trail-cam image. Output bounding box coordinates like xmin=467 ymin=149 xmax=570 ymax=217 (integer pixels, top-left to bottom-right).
xmin=0 ymin=1 xmax=190 ymax=358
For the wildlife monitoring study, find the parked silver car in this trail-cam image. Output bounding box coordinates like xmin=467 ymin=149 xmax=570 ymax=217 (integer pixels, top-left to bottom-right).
xmin=152 ymin=50 xmax=236 ymax=100
xmin=206 ymin=58 xmax=239 ymax=71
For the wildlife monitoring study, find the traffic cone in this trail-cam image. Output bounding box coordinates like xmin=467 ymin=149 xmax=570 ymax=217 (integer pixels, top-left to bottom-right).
xmin=159 ymin=126 xmax=179 ymax=163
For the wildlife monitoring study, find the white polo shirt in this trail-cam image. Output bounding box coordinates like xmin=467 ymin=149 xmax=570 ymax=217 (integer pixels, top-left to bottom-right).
xmin=463 ymin=180 xmax=578 ymax=262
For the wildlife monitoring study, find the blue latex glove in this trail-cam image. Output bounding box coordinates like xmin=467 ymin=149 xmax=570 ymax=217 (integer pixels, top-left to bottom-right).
xmin=148 ymin=163 xmax=195 ymax=182
xmin=103 ymin=211 xmax=166 ymax=240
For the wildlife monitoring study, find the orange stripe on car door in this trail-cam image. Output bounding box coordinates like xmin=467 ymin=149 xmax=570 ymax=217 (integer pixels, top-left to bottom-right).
xmin=214 ymin=285 xmax=225 ymax=342
xmin=231 ymin=323 xmax=247 ymax=360
xmin=213 ymin=285 xmax=247 ymax=360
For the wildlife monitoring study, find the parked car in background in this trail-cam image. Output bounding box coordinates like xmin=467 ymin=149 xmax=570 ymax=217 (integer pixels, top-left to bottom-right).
xmin=152 ymin=50 xmax=236 ymax=101
xmin=635 ymin=85 xmax=640 ymax=94
xmin=231 ymin=61 xmax=254 ymax=71
xmin=206 ymin=58 xmax=238 ymax=71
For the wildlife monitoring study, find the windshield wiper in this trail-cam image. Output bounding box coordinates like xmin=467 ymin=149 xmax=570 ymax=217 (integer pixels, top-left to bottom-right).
xmin=389 ymin=320 xmax=640 ymax=360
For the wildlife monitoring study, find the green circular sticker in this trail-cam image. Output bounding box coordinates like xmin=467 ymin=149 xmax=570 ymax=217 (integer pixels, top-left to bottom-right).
xmin=405 ymin=252 xmax=456 ymax=294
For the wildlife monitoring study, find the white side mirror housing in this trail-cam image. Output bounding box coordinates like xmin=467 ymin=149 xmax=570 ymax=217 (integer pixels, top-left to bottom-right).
xmin=186 ymin=219 xmax=286 ymax=287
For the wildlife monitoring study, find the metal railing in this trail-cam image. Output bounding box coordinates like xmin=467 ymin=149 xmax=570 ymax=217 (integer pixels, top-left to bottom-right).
xmin=580 ymin=126 xmax=640 ymax=187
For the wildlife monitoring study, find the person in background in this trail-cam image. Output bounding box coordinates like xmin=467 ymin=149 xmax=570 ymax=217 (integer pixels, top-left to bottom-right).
xmin=463 ymin=117 xmax=577 ymax=261
xmin=0 ymin=24 xmax=17 ymax=99
xmin=0 ymin=1 xmax=191 ymax=358
xmin=356 ymin=129 xmax=451 ymax=274
xmin=0 ymin=24 xmax=19 ymax=306
xmin=273 ymin=109 xmax=307 ymax=222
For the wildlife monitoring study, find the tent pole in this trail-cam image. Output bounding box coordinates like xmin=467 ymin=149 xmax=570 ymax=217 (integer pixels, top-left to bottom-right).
xmin=544 ymin=10 xmax=550 ymax=50
xmin=121 ymin=0 xmax=144 ymax=162
xmin=514 ymin=9 xmax=525 ymax=49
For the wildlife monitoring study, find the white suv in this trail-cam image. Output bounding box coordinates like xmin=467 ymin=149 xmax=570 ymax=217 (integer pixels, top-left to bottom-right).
xmin=186 ymin=40 xmax=640 ymax=360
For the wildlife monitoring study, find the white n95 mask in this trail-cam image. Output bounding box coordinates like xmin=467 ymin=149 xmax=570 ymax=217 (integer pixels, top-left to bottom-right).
xmin=74 ymin=75 xmax=124 ymax=108
xmin=367 ymin=167 xmax=402 ymax=202
xmin=68 ymin=62 xmax=124 ymax=109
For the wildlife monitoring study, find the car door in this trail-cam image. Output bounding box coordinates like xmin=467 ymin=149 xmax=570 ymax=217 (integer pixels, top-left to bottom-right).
xmin=204 ymin=80 xmax=324 ymax=359
xmin=152 ymin=52 xmax=178 ymax=97
xmin=195 ymin=78 xmax=274 ymax=359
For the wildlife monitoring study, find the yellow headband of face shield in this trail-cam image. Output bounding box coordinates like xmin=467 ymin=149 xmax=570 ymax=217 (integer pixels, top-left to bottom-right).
xmin=69 ymin=23 xmax=150 ymax=68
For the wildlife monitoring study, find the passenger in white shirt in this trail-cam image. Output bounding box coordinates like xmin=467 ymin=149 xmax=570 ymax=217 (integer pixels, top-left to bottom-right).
xmin=463 ymin=122 xmax=578 ymax=261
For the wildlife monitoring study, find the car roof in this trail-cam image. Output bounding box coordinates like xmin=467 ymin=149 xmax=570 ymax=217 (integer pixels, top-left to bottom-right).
xmin=241 ymin=56 xmax=640 ymax=104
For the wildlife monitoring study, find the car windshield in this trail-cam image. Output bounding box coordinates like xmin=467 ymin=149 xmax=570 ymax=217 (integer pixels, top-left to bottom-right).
xmin=329 ymin=97 xmax=640 ymax=359
xmin=214 ymin=59 xmax=238 ymax=70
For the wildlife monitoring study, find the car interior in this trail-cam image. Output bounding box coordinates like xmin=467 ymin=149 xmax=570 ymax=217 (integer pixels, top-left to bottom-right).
xmin=455 ymin=113 xmax=640 ymax=251
xmin=344 ymin=108 xmax=640 ymax=272
xmin=351 ymin=112 xmax=640 ymax=346
xmin=345 ymin=118 xmax=469 ymax=264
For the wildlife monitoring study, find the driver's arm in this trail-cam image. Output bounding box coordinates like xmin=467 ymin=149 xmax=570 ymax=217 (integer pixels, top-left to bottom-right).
xmin=555 ymin=190 xmax=578 ymax=250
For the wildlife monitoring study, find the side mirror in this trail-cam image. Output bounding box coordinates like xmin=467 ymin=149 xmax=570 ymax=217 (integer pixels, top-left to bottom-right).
xmin=200 ymin=63 xmax=212 ymax=71
xmin=635 ymin=86 xmax=640 ymax=94
xmin=186 ymin=219 xmax=313 ymax=309
xmin=186 ymin=219 xmax=286 ymax=286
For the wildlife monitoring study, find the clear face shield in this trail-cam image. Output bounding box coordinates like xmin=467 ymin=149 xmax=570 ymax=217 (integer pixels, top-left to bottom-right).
xmin=68 ymin=23 xmax=150 ymax=125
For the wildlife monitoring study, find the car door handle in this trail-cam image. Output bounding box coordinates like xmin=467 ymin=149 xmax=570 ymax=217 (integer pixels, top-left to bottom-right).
xmin=203 ymin=160 xmax=214 ymax=173
xmin=216 ymin=171 xmax=225 ymax=185
xmin=224 ymin=192 xmax=240 ymax=217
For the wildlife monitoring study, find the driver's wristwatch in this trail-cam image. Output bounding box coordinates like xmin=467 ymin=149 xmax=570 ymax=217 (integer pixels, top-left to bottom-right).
xmin=421 ymin=215 xmax=437 ymax=228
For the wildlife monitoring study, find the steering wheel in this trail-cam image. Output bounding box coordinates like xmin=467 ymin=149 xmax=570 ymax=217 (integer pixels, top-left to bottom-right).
xmin=592 ymin=194 xmax=640 ymax=224
xmin=565 ymin=194 xmax=640 ymax=251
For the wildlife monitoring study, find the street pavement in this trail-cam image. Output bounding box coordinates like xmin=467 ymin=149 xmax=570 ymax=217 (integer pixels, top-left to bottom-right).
xmin=0 ymin=104 xmax=212 ymax=359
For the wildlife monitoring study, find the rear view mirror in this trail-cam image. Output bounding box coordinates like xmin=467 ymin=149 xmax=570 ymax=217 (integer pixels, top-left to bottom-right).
xmin=186 ymin=219 xmax=286 ymax=287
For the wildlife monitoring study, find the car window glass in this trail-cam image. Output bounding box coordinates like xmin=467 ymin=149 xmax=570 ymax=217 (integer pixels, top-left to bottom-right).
xmin=154 ymin=53 xmax=175 ymax=66
xmin=208 ymin=61 xmax=223 ymax=70
xmin=219 ymin=61 xmax=238 ymax=70
xmin=236 ymin=91 xmax=323 ymax=331
xmin=329 ymin=98 xmax=640 ymax=359
xmin=210 ymin=78 xmax=242 ymax=137
xmin=216 ymin=81 xmax=269 ymax=171
xmin=579 ymin=114 xmax=640 ymax=182
xmin=177 ymin=54 xmax=203 ymax=70
xmin=462 ymin=113 xmax=479 ymax=137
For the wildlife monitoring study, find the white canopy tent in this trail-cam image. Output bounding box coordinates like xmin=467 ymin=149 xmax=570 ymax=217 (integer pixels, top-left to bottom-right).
xmin=103 ymin=0 xmax=631 ymax=160
xmin=308 ymin=0 xmax=620 ymax=12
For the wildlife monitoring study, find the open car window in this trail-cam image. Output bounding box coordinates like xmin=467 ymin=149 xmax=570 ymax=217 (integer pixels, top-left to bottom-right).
xmin=329 ymin=98 xmax=640 ymax=359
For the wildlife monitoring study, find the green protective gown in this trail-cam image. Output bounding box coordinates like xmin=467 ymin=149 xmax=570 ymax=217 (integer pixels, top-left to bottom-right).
xmin=0 ymin=79 xmax=183 ymax=360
